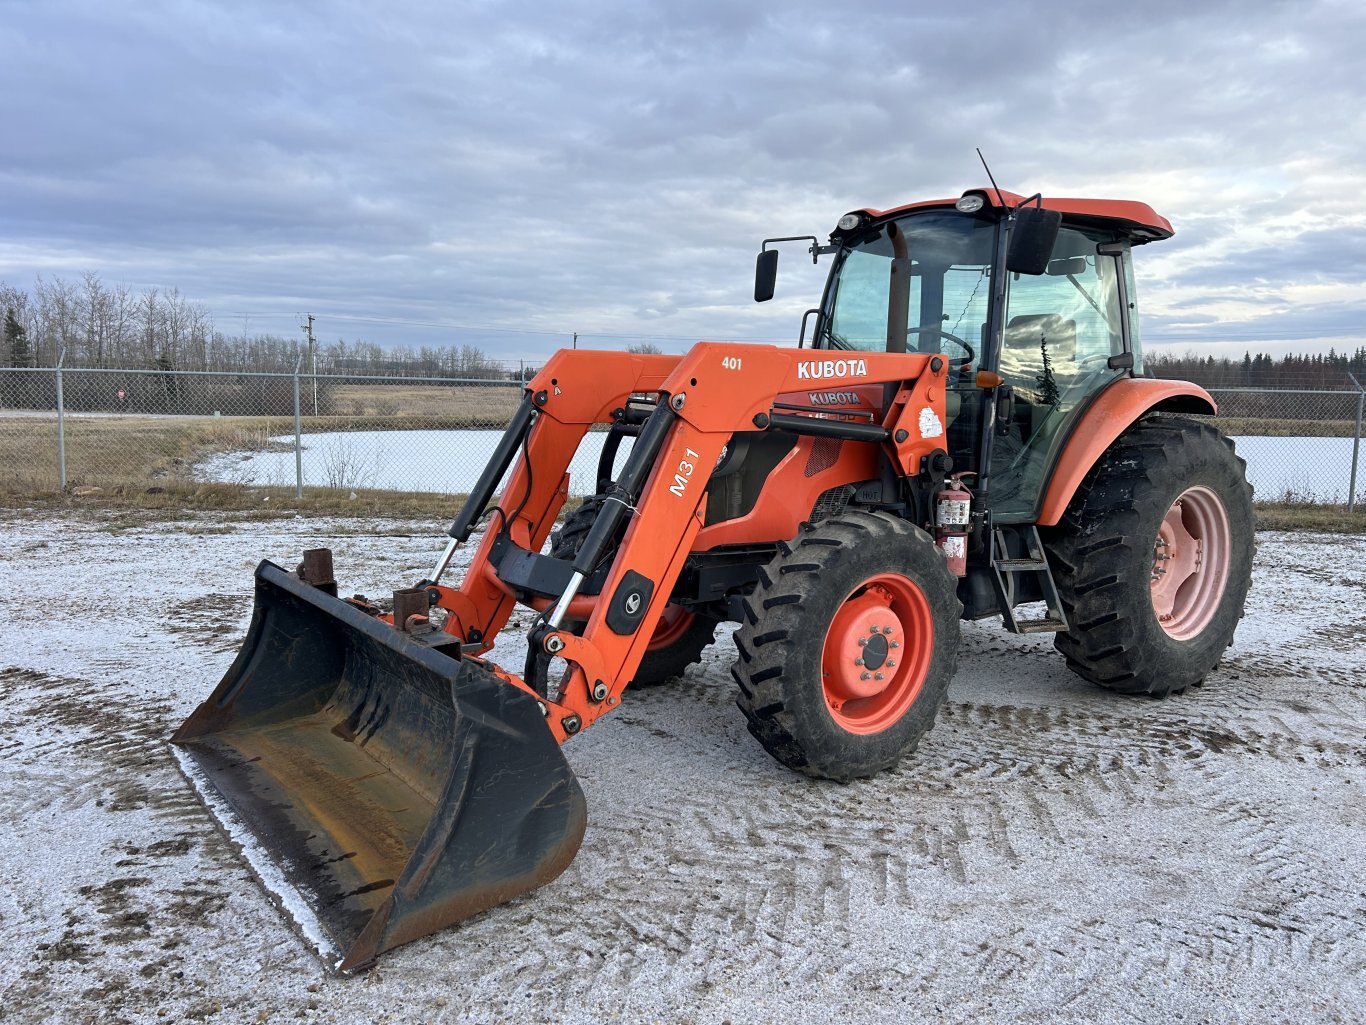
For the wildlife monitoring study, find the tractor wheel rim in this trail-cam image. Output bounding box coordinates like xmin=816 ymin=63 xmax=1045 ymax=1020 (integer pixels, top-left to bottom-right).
xmin=1150 ymin=485 xmax=1231 ymax=640
xmin=820 ymin=574 xmax=933 ymax=735
xmin=648 ymin=605 xmax=694 ymax=651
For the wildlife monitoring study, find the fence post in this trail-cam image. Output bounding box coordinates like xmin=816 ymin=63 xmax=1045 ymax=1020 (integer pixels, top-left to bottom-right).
xmin=293 ymin=356 xmax=304 ymax=499
xmin=55 ymin=355 xmax=67 ymax=490
xmin=1349 ymin=373 xmax=1364 ymax=513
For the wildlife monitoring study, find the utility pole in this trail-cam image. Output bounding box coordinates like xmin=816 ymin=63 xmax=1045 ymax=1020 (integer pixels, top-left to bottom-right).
xmin=572 ymin=332 xmax=577 ymax=349
xmin=303 ymin=314 xmax=317 ymax=415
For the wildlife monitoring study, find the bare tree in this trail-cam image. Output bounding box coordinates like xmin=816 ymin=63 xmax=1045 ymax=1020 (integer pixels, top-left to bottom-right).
xmin=80 ymin=272 xmax=109 ymax=366
xmin=138 ymin=287 xmax=161 ymax=366
xmin=32 ymin=275 xmax=81 ymax=364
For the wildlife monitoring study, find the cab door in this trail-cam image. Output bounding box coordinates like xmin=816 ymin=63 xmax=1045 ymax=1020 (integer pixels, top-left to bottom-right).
xmin=988 ymin=227 xmax=1132 ymax=520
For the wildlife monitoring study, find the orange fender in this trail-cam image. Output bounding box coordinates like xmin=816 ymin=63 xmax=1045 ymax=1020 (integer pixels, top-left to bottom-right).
xmin=1035 ymin=378 xmax=1216 ymax=526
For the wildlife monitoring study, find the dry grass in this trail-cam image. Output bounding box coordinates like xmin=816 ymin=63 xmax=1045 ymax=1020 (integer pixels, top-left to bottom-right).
xmin=1214 ymin=416 xmax=1360 ymax=438
xmin=1253 ymin=503 xmax=1366 ymax=533
xmin=0 ymin=415 xmax=285 ymax=494
xmin=15 ymin=483 xmax=1359 ymax=532
xmin=330 ymin=384 xmax=523 ymax=422
xmin=0 ymin=480 xmax=463 ymax=522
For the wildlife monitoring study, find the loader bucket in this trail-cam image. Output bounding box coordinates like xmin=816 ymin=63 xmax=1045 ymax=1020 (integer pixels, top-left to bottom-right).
xmin=172 ymin=561 xmax=586 ymax=972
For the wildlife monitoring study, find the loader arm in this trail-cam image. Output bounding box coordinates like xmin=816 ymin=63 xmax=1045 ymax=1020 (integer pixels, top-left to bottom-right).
xmin=433 ymin=343 xmax=952 ymax=742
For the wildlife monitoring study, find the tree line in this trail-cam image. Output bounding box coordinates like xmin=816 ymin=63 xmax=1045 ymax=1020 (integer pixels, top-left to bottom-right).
xmin=5 ymin=273 xmax=1362 ymax=391
xmin=0 ymin=273 xmax=533 ymax=379
xmin=1148 ymin=349 xmax=1366 ymax=390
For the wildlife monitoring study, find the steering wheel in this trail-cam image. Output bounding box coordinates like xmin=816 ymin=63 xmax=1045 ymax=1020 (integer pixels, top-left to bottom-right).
xmin=907 ymin=325 xmax=975 ymax=366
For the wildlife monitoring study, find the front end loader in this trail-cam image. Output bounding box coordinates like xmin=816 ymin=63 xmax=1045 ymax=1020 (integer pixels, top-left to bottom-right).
xmin=174 ymin=186 xmax=1253 ymax=968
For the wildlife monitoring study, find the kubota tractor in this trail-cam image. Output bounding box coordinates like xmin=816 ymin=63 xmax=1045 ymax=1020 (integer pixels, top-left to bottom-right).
xmin=174 ymin=187 xmax=1253 ymax=970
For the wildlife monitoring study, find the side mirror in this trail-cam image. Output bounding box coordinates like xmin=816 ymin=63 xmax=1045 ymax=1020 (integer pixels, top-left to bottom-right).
xmin=754 ymin=249 xmax=779 ymax=302
xmin=1006 ymin=206 xmax=1062 ymax=276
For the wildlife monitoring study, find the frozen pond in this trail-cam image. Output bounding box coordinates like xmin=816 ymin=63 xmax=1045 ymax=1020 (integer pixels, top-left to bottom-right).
xmin=1227 ymin=435 xmax=1361 ymax=503
xmin=196 ymin=428 xmax=630 ymax=496
xmin=196 ymin=429 xmax=1362 ymax=503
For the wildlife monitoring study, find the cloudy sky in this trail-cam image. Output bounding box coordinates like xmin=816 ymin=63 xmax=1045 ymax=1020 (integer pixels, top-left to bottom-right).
xmin=3 ymin=0 xmax=1364 ymax=361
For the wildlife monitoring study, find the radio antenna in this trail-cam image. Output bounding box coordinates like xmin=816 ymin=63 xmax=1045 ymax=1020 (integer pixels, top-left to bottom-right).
xmin=976 ymin=148 xmax=1007 ymax=208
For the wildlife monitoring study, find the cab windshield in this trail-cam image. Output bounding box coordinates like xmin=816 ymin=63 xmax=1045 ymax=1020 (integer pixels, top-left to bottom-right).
xmin=818 ymin=207 xmax=1134 ymax=522
xmin=821 ymin=210 xmax=997 ymax=365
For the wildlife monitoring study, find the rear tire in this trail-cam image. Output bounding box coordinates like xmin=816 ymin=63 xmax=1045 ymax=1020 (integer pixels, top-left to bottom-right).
xmin=551 ymin=499 xmax=717 ymax=686
xmin=1045 ymin=416 xmax=1253 ymax=696
xmin=732 ymin=511 xmax=960 ymax=782
xmin=635 ymin=605 xmax=719 ymax=685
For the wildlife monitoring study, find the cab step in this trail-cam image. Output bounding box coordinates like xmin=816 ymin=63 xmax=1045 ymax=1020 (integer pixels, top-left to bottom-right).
xmin=990 ymin=525 xmax=1070 ymax=635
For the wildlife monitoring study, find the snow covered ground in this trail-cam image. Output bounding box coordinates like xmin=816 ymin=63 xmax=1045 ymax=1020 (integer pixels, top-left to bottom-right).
xmin=0 ymin=511 xmax=1362 ymax=1024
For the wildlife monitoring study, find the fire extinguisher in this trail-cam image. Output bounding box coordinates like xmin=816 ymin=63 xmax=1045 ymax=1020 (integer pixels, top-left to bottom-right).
xmin=934 ymin=472 xmax=975 ymax=577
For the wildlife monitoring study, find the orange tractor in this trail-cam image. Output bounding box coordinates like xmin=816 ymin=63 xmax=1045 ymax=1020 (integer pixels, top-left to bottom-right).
xmin=174 ymin=187 xmax=1253 ymax=969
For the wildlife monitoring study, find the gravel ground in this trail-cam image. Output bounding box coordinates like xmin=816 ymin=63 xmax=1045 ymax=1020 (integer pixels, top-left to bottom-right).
xmin=0 ymin=510 xmax=1362 ymax=1025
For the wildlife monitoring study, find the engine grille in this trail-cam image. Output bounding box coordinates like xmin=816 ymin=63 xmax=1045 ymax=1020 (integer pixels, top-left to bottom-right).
xmin=810 ymin=484 xmax=856 ymax=521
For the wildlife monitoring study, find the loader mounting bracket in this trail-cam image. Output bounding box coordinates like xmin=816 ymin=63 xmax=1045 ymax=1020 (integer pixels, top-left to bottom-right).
xmin=605 ymin=570 xmax=655 ymax=635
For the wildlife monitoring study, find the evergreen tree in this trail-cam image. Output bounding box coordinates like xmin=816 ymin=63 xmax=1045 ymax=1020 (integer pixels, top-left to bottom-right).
xmin=1036 ymin=337 xmax=1060 ymax=405
xmin=4 ymin=306 xmax=30 ymax=367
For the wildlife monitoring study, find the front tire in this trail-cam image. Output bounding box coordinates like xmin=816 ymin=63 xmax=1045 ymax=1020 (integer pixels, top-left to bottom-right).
xmin=1046 ymin=416 xmax=1254 ymax=696
xmin=732 ymin=511 xmax=961 ymax=782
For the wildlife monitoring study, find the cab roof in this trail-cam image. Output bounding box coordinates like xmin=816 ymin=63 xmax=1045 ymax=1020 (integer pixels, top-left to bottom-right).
xmin=855 ymin=188 xmax=1174 ymax=243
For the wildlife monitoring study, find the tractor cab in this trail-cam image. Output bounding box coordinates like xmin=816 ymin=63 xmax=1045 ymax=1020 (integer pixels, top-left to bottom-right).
xmin=759 ymin=189 xmax=1171 ymax=523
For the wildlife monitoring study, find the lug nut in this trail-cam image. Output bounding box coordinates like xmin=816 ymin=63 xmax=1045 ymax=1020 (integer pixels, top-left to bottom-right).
xmin=886 ymin=659 xmax=896 ymax=668
xmin=883 ymin=626 xmax=893 ymax=634
xmin=890 ymin=641 xmax=900 ymax=649
xmin=858 ymin=637 xmax=868 ymax=647
xmin=854 ymin=658 xmax=865 ymax=667
xmin=874 ymin=672 xmax=884 ymax=681
xmin=860 ymin=672 xmax=871 ymax=681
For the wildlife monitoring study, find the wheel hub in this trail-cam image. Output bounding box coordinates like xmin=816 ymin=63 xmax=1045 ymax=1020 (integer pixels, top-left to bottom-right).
xmin=862 ymin=632 xmax=889 ymax=670
xmin=1150 ymin=485 xmax=1231 ymax=640
xmin=819 ymin=574 xmax=932 ymax=735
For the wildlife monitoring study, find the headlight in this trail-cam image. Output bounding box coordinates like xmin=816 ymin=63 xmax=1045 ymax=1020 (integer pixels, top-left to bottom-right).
xmin=956 ymin=193 xmax=987 ymax=214
xmin=836 ymin=212 xmax=865 ymax=231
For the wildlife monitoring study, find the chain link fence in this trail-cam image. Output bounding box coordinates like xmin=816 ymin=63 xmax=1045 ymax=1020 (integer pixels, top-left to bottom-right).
xmin=1 ymin=367 xmax=1363 ymax=509
xmin=0 ymin=366 xmax=624 ymax=501
xmin=1208 ymin=385 xmax=1365 ymax=507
